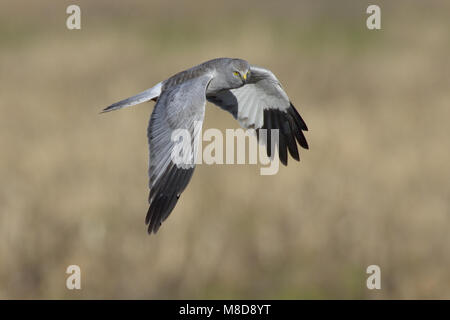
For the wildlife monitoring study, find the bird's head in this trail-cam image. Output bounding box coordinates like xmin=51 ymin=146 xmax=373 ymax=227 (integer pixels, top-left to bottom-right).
xmin=229 ymin=59 xmax=250 ymax=86
xmin=207 ymin=58 xmax=251 ymax=93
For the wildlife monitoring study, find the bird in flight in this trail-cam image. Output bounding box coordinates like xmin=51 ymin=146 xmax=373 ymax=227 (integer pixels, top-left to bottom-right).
xmin=102 ymin=58 xmax=308 ymax=234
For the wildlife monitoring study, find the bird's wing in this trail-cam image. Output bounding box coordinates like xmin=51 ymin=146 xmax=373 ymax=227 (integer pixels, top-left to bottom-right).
xmin=207 ymin=65 xmax=308 ymax=165
xmin=146 ymin=73 xmax=213 ymax=234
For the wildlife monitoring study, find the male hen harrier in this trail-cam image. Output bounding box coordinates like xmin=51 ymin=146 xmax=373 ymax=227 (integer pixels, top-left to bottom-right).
xmin=102 ymin=58 xmax=308 ymax=234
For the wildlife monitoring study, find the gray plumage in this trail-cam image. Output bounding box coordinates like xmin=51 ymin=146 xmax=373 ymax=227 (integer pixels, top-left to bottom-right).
xmin=102 ymin=58 xmax=308 ymax=234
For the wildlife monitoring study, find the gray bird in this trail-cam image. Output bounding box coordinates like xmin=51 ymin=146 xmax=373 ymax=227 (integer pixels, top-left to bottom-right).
xmin=102 ymin=58 xmax=308 ymax=234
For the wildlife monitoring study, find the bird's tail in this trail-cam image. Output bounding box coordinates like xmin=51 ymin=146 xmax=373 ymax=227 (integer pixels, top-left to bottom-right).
xmin=101 ymin=82 xmax=163 ymax=113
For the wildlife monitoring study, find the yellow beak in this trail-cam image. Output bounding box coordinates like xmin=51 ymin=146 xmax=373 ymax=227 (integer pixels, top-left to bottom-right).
xmin=242 ymin=73 xmax=247 ymax=81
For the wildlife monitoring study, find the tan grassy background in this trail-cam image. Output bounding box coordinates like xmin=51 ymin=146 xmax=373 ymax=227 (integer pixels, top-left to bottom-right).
xmin=0 ymin=0 xmax=449 ymax=299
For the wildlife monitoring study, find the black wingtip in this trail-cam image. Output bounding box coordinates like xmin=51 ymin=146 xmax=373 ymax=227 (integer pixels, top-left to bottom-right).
xmin=145 ymin=165 xmax=195 ymax=235
xmin=260 ymin=106 xmax=308 ymax=165
xmin=291 ymin=149 xmax=300 ymax=162
xmin=289 ymin=103 xmax=308 ymax=131
xmin=145 ymin=206 xmax=155 ymax=234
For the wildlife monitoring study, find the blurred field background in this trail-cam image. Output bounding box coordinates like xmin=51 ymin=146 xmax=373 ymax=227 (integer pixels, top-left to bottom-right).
xmin=0 ymin=0 xmax=449 ymax=299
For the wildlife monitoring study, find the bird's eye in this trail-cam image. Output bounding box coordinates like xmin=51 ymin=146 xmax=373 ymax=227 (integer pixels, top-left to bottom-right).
xmin=233 ymin=71 xmax=240 ymax=77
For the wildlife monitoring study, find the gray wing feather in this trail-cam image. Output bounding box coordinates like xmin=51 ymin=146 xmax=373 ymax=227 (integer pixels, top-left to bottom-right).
xmin=146 ymin=74 xmax=212 ymax=233
xmin=207 ymin=65 xmax=308 ymax=166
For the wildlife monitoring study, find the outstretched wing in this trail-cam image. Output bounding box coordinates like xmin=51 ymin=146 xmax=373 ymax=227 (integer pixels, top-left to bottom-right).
xmin=146 ymin=74 xmax=213 ymax=233
xmin=207 ymin=65 xmax=308 ymax=165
